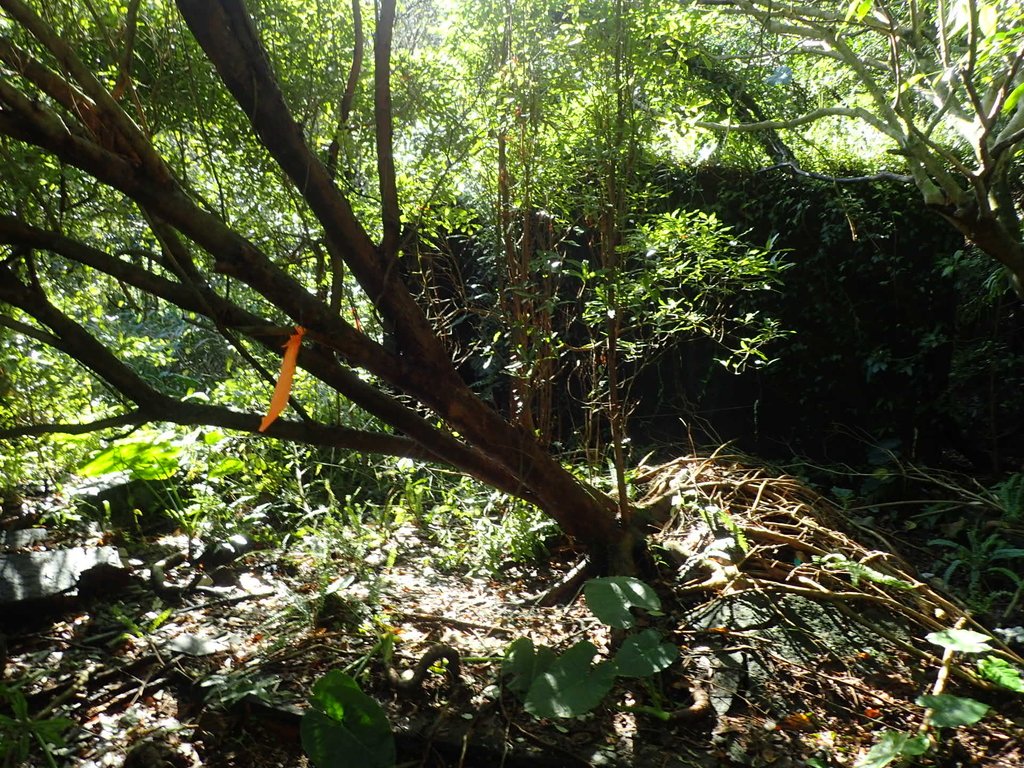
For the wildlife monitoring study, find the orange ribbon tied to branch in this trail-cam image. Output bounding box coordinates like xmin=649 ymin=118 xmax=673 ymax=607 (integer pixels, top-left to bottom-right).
xmin=258 ymin=325 xmax=306 ymax=432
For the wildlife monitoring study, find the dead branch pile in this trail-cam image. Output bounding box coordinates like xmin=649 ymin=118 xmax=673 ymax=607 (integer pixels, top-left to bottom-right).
xmin=636 ymin=453 xmax=1024 ymax=688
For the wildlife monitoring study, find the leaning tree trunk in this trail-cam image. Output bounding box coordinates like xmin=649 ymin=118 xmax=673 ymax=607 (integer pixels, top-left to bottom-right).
xmin=0 ymin=0 xmax=631 ymax=566
xmin=935 ymin=204 xmax=1024 ymax=297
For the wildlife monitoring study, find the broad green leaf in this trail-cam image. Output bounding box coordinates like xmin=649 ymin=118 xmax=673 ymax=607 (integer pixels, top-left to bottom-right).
xmin=612 ymin=629 xmax=678 ymax=677
xmin=844 ymin=0 xmax=873 ymax=22
xmin=977 ymin=656 xmax=1024 ymax=692
xmin=925 ymin=628 xmax=992 ymax=654
xmin=524 ymin=640 xmax=616 ymax=718
xmin=1004 ymin=82 xmax=1024 ymax=114
xmin=584 ymin=577 xmax=661 ymax=629
xmin=503 ymin=638 xmax=557 ymax=697
xmin=78 ymin=431 xmax=182 ymax=481
xmin=300 ymin=671 xmax=395 ymax=768
xmin=856 ymin=731 xmax=928 ymax=768
xmin=916 ymin=694 xmax=989 ymax=728
xmin=208 ymin=457 xmax=245 ymax=478
xmin=202 ymin=430 xmax=226 ymax=445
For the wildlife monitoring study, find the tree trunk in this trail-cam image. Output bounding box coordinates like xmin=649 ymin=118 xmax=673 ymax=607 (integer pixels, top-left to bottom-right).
xmin=935 ymin=204 xmax=1024 ymax=296
xmin=0 ymin=0 xmax=631 ymax=567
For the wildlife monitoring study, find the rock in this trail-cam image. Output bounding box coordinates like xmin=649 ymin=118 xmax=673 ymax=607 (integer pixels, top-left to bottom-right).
xmin=122 ymin=734 xmax=194 ymax=768
xmin=0 ymin=546 xmax=123 ymax=605
xmin=1 ymin=528 xmax=51 ymax=549
xmin=196 ymin=534 xmax=251 ymax=570
xmin=682 ymin=590 xmax=912 ymax=716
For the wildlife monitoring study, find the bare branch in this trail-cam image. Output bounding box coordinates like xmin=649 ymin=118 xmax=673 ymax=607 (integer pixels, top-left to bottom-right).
xmin=0 ymin=313 xmax=61 ymax=347
xmin=326 ymin=0 xmax=363 ymax=181
xmin=761 ymin=162 xmax=914 ymax=185
xmin=374 ymin=0 xmax=401 ymax=259
xmin=697 ymin=0 xmax=898 ymax=33
xmin=984 ymin=45 xmax=1024 ymax=124
xmin=0 ymin=405 xmax=439 ymax=462
xmin=0 ymin=413 xmax=144 ymax=439
xmin=111 ymin=0 xmax=142 ymax=101
xmin=0 ymin=265 xmax=167 ymax=410
xmin=694 ymin=105 xmax=903 ymax=141
xmin=993 ymin=126 xmax=1024 ymax=159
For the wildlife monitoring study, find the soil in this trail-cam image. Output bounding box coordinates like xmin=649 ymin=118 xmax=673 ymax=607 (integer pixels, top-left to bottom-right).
xmin=2 ymin=457 xmax=1023 ymax=768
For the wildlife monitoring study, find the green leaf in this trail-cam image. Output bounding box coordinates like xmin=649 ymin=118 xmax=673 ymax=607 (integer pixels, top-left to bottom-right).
xmin=844 ymin=0 xmax=873 ymax=22
xmin=32 ymin=716 xmax=73 ymax=747
xmin=208 ymin=456 xmax=245 ymax=478
xmin=583 ymin=577 xmax=662 ymax=629
xmin=300 ymin=671 xmax=395 ymax=768
xmin=612 ymin=629 xmax=678 ymax=677
xmin=916 ymin=694 xmax=989 ymax=728
xmin=814 ymin=553 xmax=914 ymax=590
xmin=856 ymin=731 xmax=929 ymax=768
xmin=78 ymin=431 xmax=182 ymax=481
xmin=503 ymin=638 xmax=557 ymax=697
xmin=925 ymin=629 xmax=992 ymax=654
xmin=977 ymin=656 xmax=1024 ymax=692
xmin=1004 ymin=82 xmax=1024 ymax=115
xmin=524 ymin=640 xmax=616 ymax=719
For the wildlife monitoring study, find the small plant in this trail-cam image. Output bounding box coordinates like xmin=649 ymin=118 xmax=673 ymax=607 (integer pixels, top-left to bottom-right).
xmin=200 ymin=669 xmax=284 ymax=710
xmin=502 ymin=576 xmax=678 ymax=719
xmin=991 ymin=473 xmax=1024 ymax=523
xmin=110 ymin=605 xmax=173 ymax=643
xmin=814 ymin=553 xmax=916 ymax=591
xmin=301 ymin=670 xmax=395 ymax=768
xmin=0 ymin=683 xmax=74 ymax=768
xmin=856 ymin=628 xmax=1023 ymax=768
xmin=929 ymin=526 xmax=1024 ymax=612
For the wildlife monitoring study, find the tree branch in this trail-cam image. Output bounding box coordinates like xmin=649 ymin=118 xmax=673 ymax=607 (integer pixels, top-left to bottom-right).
xmin=761 ymin=162 xmax=913 ymax=184
xmin=0 ymin=217 xmax=533 ymax=498
xmin=0 ymin=312 xmax=61 ymax=347
xmin=0 ymin=265 xmax=168 ymax=410
xmin=694 ymin=105 xmax=902 ymax=140
xmin=0 ymin=404 xmax=437 ymax=461
xmin=111 ymin=0 xmax=142 ymax=102
xmin=0 ymin=51 xmax=401 ymax=385
xmin=174 ymin=0 xmax=442 ymax=363
xmin=0 ymin=413 xmax=144 ymax=438
xmin=0 ymin=0 xmax=168 ymax=181
xmin=374 ymin=0 xmax=401 ymax=259
xmin=326 ymin=0 xmax=362 ymax=181
xmin=698 ymin=0 xmax=900 ymax=33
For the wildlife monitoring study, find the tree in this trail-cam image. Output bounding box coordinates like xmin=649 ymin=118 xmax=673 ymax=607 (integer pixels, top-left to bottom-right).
xmin=0 ymin=0 xmax=791 ymax=575
xmin=692 ymin=0 xmax=1024 ymax=294
xmin=0 ymin=0 xmax=628 ymax=564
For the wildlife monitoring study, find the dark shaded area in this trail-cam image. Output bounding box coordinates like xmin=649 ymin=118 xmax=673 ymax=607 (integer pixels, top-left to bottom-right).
xmin=629 ymin=167 xmax=966 ymax=464
xmin=430 ymin=165 xmax=1024 ymax=472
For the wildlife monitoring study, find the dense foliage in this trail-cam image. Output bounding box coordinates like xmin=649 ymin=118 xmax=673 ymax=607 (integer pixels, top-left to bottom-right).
xmin=0 ymin=0 xmax=1021 ymax=571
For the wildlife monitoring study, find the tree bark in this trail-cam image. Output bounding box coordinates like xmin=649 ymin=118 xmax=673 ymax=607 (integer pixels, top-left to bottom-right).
xmin=934 ymin=205 xmax=1024 ymax=296
xmin=0 ymin=0 xmax=627 ymax=558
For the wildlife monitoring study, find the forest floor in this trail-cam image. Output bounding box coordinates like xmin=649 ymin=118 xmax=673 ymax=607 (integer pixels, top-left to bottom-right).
xmin=2 ymin=456 xmax=1023 ymax=767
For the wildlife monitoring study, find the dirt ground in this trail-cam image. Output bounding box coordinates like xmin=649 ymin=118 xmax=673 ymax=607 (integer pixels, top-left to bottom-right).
xmin=3 ymin=457 xmax=1023 ymax=767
